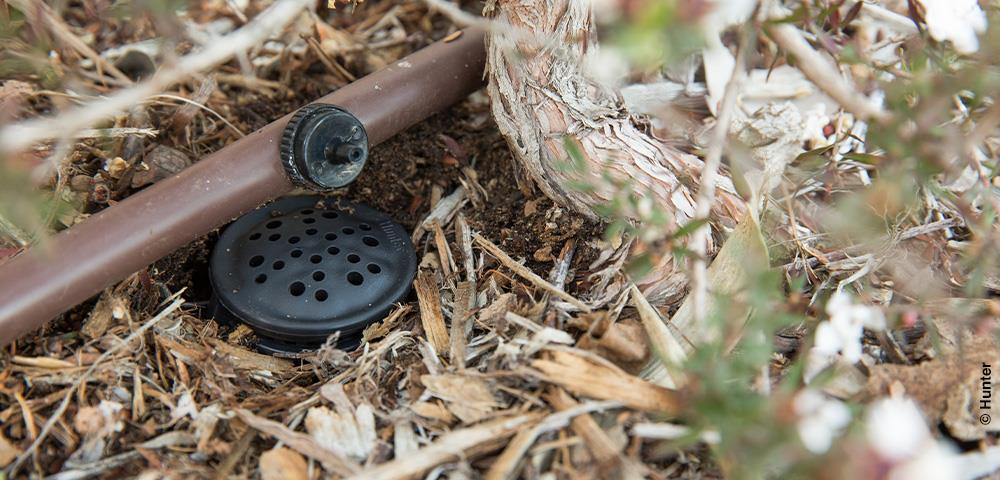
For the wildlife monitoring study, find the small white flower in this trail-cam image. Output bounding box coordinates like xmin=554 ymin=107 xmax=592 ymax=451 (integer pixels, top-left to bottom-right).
xmin=887 ymin=444 xmax=958 ymax=480
xmin=804 ymin=291 xmax=885 ymax=382
xmin=866 ymin=396 xmax=930 ymax=461
xmin=865 ymin=396 xmax=959 ymax=480
xmin=917 ymin=0 xmax=988 ymax=54
xmin=794 ymin=389 xmax=852 ymax=454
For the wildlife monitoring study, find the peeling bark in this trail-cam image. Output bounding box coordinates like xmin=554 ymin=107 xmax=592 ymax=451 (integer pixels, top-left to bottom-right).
xmin=484 ymin=0 xmax=746 ymax=304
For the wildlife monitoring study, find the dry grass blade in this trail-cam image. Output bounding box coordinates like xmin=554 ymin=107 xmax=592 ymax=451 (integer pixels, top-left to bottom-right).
xmin=348 ymin=413 xmax=540 ymax=480
xmin=485 ymin=399 xmax=622 ymax=480
xmin=630 ymin=285 xmax=689 ymax=388
xmin=531 ymin=350 xmax=682 ymax=414
xmin=474 ymin=233 xmax=590 ymax=312
xmin=545 ymin=388 xmax=627 ymax=477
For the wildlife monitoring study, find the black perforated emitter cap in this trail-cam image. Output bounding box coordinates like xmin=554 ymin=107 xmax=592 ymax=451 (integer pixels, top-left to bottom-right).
xmin=209 ymin=196 xmax=416 ymax=352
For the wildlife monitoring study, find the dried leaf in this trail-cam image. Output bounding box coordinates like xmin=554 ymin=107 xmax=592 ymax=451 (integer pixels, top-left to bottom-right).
xmin=438 ymin=133 xmax=467 ymax=161
xmin=422 ymin=373 xmax=500 ymax=423
xmin=631 ymin=285 xmax=688 ymax=388
xmin=305 ymin=404 xmax=377 ymax=461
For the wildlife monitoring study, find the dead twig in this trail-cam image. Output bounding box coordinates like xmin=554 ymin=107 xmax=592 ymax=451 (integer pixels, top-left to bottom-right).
xmin=73 ymin=127 xmax=159 ymax=139
xmin=689 ymin=25 xmax=749 ymax=336
xmin=485 ymin=398 xmax=622 ymax=480
xmin=545 ymin=387 xmax=627 ymax=476
xmin=474 ymin=233 xmax=590 ymax=312
xmin=10 ymin=0 xmax=133 ymax=85
xmin=7 ymin=296 xmax=185 ymax=476
xmin=0 ymin=0 xmax=312 ymax=158
xmin=766 ymin=22 xmax=891 ymax=124
xmin=348 ymin=414 xmax=541 ymax=480
xmin=415 ymin=271 xmax=450 ymax=353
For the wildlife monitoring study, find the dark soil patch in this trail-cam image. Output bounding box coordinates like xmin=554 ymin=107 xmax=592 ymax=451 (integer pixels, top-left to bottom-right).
xmin=343 ymin=100 xmax=605 ymax=272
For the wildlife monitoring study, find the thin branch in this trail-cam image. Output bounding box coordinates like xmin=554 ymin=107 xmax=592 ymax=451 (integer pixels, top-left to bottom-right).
xmin=0 ymin=0 xmax=312 ymax=157
xmin=74 ymin=127 xmax=160 ymax=139
xmin=688 ymin=27 xmax=750 ymax=332
xmin=474 ymin=233 xmax=591 ymax=312
xmin=767 ymin=22 xmax=892 ymax=124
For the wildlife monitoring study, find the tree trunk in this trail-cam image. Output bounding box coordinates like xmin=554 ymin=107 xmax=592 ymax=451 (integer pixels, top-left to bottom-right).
xmin=484 ymin=0 xmax=746 ymax=304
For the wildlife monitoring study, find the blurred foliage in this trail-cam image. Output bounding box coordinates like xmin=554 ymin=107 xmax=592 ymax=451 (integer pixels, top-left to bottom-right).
xmin=0 ymin=0 xmax=184 ymax=244
xmin=556 ymin=0 xmax=1000 ymax=476
xmin=602 ymin=0 xmax=705 ymax=70
xmin=0 ymin=162 xmax=72 ymax=242
xmin=683 ymin=268 xmax=811 ymax=479
xmin=0 ymin=7 xmax=60 ymax=86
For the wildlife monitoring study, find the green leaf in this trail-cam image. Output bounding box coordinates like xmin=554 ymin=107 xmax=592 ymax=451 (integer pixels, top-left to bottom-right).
xmin=842 ymin=152 xmax=884 ymax=165
xmin=561 ymin=136 xmax=589 ymax=174
xmin=669 ymin=217 xmax=711 ymax=241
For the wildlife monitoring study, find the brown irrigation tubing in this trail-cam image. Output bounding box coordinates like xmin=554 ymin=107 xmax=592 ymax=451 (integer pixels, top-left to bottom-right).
xmin=0 ymin=28 xmax=486 ymax=347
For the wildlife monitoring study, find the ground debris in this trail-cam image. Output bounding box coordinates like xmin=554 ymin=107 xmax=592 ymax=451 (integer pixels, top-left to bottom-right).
xmin=2 ymin=0 xmax=999 ymax=478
